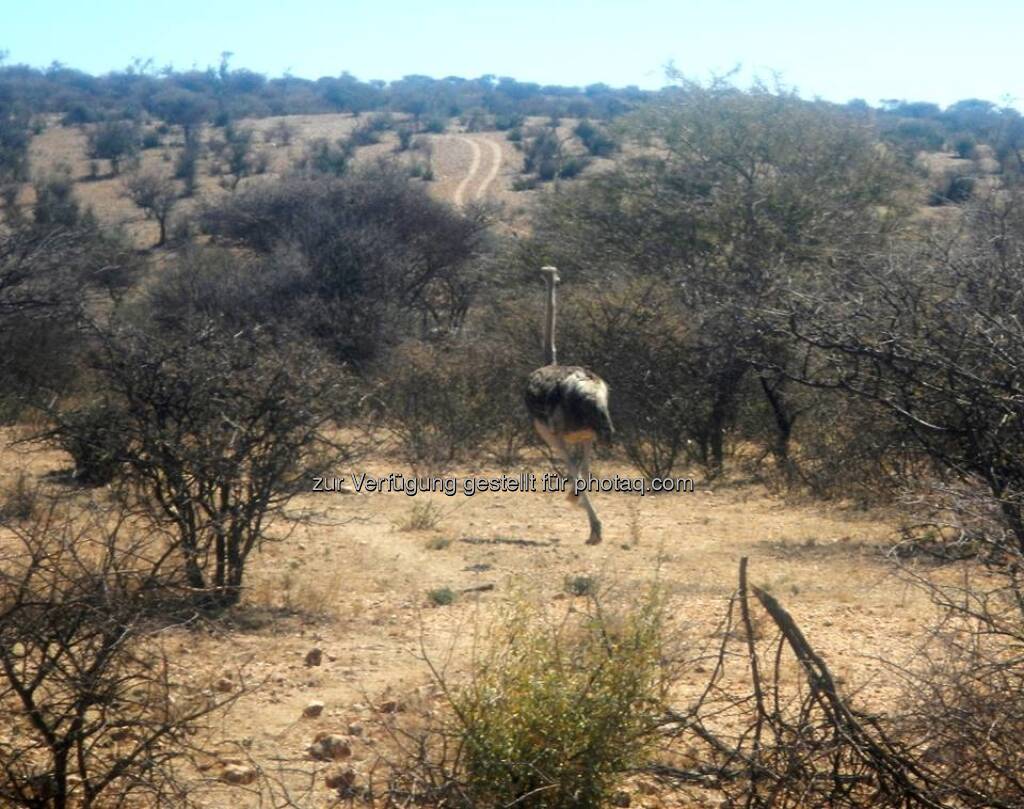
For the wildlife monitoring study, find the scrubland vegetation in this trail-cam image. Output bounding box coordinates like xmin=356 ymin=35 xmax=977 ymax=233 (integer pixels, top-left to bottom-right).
xmin=4 ymin=53 xmax=1024 ymax=807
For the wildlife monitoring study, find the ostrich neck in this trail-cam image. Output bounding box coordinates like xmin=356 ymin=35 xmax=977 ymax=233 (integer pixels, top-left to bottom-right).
xmin=543 ymin=279 xmax=557 ymax=365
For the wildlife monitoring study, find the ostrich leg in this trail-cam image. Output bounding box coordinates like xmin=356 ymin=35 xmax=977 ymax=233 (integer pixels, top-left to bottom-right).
xmin=577 ymin=440 xmax=602 ymax=544
xmin=534 ymin=420 xmax=603 ymax=545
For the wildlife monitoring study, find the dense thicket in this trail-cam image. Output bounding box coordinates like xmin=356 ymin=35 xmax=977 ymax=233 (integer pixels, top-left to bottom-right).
xmin=197 ymin=164 xmax=489 ymax=366
xmin=519 ymin=80 xmax=913 ymax=477
xmin=0 ymin=221 xmax=140 ymax=420
xmin=777 ymin=189 xmax=1024 ymax=553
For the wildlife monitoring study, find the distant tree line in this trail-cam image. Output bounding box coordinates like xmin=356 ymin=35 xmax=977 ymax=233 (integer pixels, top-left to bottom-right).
xmin=865 ymin=97 xmax=1024 ymax=173
xmin=0 ymin=53 xmax=650 ymax=128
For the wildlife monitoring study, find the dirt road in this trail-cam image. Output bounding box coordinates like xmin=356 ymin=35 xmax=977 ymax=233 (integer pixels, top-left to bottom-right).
xmin=453 ymin=136 xmax=502 ymax=206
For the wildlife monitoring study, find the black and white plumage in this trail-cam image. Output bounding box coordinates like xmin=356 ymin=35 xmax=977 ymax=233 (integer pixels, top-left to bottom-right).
xmin=524 ymin=366 xmax=614 ymax=445
xmin=525 ymin=266 xmax=613 ymax=544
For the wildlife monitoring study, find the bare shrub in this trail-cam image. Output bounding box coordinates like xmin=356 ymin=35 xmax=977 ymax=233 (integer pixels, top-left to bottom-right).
xmin=296 ymin=137 xmax=354 ymax=177
xmin=560 ymin=281 xmax=710 ymax=479
xmin=0 ymin=100 xmax=30 ymax=211
xmin=86 ymin=120 xmax=139 ymax=176
xmin=264 ymin=118 xmax=295 ymax=146
xmin=396 ymin=125 xmax=415 ymax=151
xmin=642 ymin=557 xmax=1024 ymax=808
xmin=950 ymin=132 xmax=977 ymax=159
xmin=49 ymin=401 xmax=126 ymax=486
xmin=0 ymin=499 xmax=239 ymax=807
xmin=892 ymin=561 xmax=1024 ymax=807
xmin=379 ymin=339 xmax=528 ymax=474
xmin=31 ymin=165 xmax=80 ymax=227
xmin=521 ymin=125 xmax=587 ymax=182
xmin=46 ymin=320 xmax=349 ymax=608
xmin=221 ymin=123 xmax=256 ymax=189
xmin=141 ymin=245 xmax=307 ymax=333
xmin=778 ymin=188 xmax=1024 ymax=555
xmin=660 ymin=560 xmax=951 ymax=808
xmin=348 ymin=113 xmax=393 ymax=146
xmin=574 ymin=119 xmax=618 ymax=157
xmin=0 ymin=471 xmax=40 ymax=522
xmin=771 ymin=389 xmax=915 ymax=502
xmin=174 ymin=139 xmax=200 ymax=196
xmin=928 ymin=168 xmax=975 ymax=205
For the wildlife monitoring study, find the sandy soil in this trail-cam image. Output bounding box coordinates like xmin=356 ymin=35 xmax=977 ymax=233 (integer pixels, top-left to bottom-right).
xmin=0 ymin=430 xmax=937 ymax=806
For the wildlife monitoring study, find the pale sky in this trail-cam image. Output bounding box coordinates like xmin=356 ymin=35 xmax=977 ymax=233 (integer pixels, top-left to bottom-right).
xmin=3 ymin=0 xmax=1022 ymax=108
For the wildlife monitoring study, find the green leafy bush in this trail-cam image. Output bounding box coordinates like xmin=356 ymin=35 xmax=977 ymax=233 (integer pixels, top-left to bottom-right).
xmin=450 ymin=589 xmax=669 ymax=808
xmin=427 ymin=586 xmax=456 ymax=606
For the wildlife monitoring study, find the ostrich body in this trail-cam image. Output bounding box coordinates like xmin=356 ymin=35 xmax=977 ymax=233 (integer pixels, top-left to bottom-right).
xmin=524 ymin=266 xmax=613 ymax=544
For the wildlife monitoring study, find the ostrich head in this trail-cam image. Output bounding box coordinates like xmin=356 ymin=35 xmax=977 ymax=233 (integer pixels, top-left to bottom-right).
xmin=540 ymin=265 xmax=561 ymax=286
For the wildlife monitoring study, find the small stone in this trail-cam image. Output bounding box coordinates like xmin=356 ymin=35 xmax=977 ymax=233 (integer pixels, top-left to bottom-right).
xmin=305 ymin=647 xmax=323 ymax=667
xmin=303 ymin=700 xmax=325 ymax=718
xmin=325 ymin=767 xmax=357 ymax=790
xmin=215 ymin=677 xmax=234 ymax=693
xmin=611 ymin=790 xmax=631 ymax=807
xmin=308 ymin=733 xmax=352 ymax=761
xmin=347 ymin=722 xmax=363 ymax=736
xmin=221 ymin=764 xmax=257 ymax=785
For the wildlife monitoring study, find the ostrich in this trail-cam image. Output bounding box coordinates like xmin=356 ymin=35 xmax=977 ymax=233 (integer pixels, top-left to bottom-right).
xmin=524 ymin=266 xmax=613 ymax=544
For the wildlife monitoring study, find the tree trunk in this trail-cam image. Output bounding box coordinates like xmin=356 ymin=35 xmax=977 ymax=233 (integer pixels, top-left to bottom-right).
xmin=214 ymin=532 xmax=226 ymax=594
xmin=52 ymin=746 xmax=69 ymax=809
xmin=706 ymin=360 xmax=748 ymax=478
xmin=760 ymin=374 xmax=797 ymax=484
xmin=182 ymin=551 xmax=206 ymax=594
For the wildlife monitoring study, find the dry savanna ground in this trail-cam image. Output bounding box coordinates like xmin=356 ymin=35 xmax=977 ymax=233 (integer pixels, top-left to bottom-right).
xmin=0 ymin=427 xmax=938 ymax=807
xmin=6 ymin=112 xmax=985 ymax=806
xmin=20 ymin=111 xmax=994 ymax=250
xmin=22 ymin=112 xmax=607 ymax=245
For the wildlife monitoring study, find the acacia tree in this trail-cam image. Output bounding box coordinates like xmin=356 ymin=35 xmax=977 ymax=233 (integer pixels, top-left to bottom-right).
xmin=778 ymin=189 xmax=1024 ymax=554
xmin=526 ymin=77 xmax=910 ymax=475
xmin=148 ymin=88 xmax=211 ymax=145
xmin=51 ymin=320 xmax=346 ymax=608
xmin=123 ymin=170 xmax=177 ymax=246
